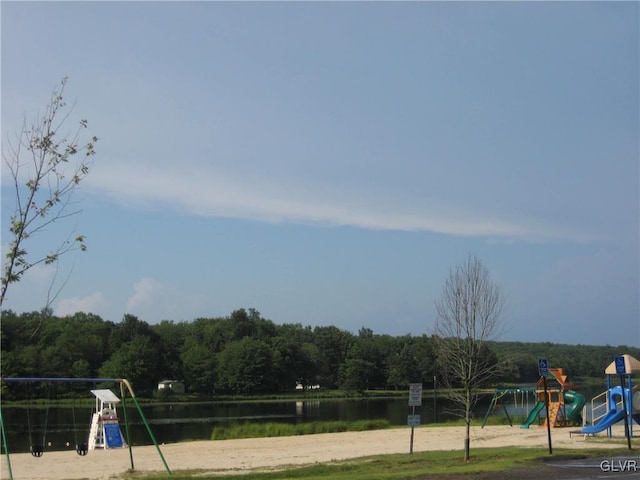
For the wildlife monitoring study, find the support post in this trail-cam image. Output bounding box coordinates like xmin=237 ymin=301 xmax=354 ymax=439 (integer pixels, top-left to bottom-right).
xmin=119 ymin=382 xmax=135 ymax=471
xmin=119 ymin=379 xmax=172 ymax=476
xmin=0 ymin=407 xmax=14 ymax=480
xmin=409 ymin=405 xmax=415 ymax=454
xmin=543 ymin=376 xmax=552 ymax=454
xmin=433 ymin=376 xmax=437 ymax=423
xmin=501 ymin=402 xmax=513 ymax=427
xmin=619 ymin=374 xmax=631 ymax=450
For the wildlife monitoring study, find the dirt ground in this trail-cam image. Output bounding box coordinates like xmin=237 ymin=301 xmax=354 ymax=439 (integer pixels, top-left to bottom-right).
xmin=1 ymin=424 xmax=636 ymax=480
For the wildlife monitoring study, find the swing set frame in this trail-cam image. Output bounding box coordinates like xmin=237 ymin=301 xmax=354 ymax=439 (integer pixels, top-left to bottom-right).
xmin=0 ymin=377 xmax=172 ymax=479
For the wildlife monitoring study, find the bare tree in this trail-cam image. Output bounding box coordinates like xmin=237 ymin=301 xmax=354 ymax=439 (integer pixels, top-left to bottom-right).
xmin=432 ymin=254 xmax=506 ymax=461
xmin=1 ymin=77 xmax=98 ymax=309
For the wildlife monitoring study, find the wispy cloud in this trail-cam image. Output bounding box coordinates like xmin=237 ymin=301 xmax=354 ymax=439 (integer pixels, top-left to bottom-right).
xmin=126 ymin=277 xmax=168 ymax=313
xmin=87 ymin=161 xmax=591 ymax=243
xmin=125 ymin=277 xmax=210 ymax=322
xmin=56 ymin=292 xmax=106 ymax=316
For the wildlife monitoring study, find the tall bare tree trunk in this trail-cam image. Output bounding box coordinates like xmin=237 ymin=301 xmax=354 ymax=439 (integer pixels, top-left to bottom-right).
xmin=432 ymin=254 xmax=506 ymax=462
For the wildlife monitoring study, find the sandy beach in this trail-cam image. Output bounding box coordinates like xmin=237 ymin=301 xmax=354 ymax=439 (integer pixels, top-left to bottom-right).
xmin=1 ymin=424 xmax=634 ymax=480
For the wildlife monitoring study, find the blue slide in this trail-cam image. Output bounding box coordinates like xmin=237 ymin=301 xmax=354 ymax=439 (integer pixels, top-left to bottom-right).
xmin=581 ymin=408 xmax=626 ymax=434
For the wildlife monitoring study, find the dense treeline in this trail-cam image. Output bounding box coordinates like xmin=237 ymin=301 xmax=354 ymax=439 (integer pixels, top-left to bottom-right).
xmin=1 ymin=308 xmax=638 ymax=398
xmin=491 ymin=340 xmax=640 ymax=384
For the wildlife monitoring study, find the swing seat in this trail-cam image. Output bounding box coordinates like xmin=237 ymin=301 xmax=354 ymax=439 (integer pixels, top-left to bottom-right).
xmin=76 ymin=443 xmax=88 ymax=456
xmin=30 ymin=444 xmax=44 ymax=457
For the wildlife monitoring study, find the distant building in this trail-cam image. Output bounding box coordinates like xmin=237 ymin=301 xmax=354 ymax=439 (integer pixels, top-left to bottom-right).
xmin=157 ymin=379 xmax=185 ymax=393
xmin=295 ymin=381 xmax=320 ymax=390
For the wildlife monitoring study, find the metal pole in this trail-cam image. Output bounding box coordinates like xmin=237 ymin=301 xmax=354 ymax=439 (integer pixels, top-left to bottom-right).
xmin=119 ymin=382 xmax=135 ymax=471
xmin=619 ymin=374 xmax=631 ymax=450
xmin=119 ymin=379 xmax=172 ymax=476
xmin=409 ymin=405 xmax=415 ymax=454
xmin=433 ymin=376 xmax=437 ymax=423
xmin=626 ymin=375 xmax=634 ymax=438
xmin=1 ymin=377 xmax=118 ymax=383
xmin=0 ymin=406 xmax=14 ymax=480
xmin=543 ymin=377 xmax=552 ymax=454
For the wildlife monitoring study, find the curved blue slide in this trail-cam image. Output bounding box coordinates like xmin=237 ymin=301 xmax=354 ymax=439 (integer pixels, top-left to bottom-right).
xmin=581 ymin=408 xmax=626 ymax=434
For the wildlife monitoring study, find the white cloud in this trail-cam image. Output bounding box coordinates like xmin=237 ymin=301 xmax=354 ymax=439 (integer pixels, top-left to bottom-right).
xmin=56 ymin=292 xmax=106 ymax=316
xmin=126 ymin=278 xmax=168 ymax=313
xmin=87 ymin=160 xmax=590 ymax=243
xmin=125 ymin=278 xmax=209 ymax=322
xmin=23 ymin=263 xmax=57 ymax=286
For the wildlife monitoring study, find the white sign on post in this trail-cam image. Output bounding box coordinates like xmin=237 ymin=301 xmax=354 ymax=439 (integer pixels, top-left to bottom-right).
xmin=407 ymin=414 xmax=421 ymax=427
xmin=409 ymin=383 xmax=422 ymax=406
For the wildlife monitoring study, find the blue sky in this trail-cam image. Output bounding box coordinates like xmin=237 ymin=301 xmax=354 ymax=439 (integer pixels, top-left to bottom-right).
xmin=1 ymin=1 xmax=638 ymax=346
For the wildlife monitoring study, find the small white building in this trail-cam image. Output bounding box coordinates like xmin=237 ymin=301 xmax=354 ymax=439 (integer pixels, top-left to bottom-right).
xmin=157 ymin=379 xmax=185 ymax=393
xmin=88 ymin=389 xmax=126 ymax=450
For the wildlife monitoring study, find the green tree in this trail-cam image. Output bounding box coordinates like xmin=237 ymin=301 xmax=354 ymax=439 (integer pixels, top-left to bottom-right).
xmin=412 ymin=335 xmax=437 ymax=385
xmin=387 ymin=341 xmax=422 ymax=389
xmin=153 ymin=320 xmax=188 ymax=381
xmin=1 ymin=78 xmax=97 ymax=308
xmin=108 ymin=314 xmax=157 ymax=349
xmin=352 ymin=327 xmax=388 ymax=389
xmin=181 ymin=341 xmax=217 ymax=393
xmin=313 ymin=326 xmax=354 ymax=389
xmin=216 ymin=337 xmax=273 ymax=394
xmin=99 ymin=335 xmax=161 ymax=395
xmin=339 ymin=344 xmax=374 ymax=392
xmin=273 ymin=323 xmax=319 ymax=390
xmin=298 ymin=342 xmax=321 ymax=388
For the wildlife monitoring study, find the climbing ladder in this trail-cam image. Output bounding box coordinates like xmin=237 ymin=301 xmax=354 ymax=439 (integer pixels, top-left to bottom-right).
xmin=543 ymin=402 xmax=560 ymax=428
xmin=87 ymin=413 xmax=103 ymax=450
xmin=535 ymin=367 xmax=576 ymax=428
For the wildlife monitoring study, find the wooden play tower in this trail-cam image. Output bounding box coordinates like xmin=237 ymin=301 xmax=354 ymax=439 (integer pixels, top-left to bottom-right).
xmin=535 ymin=367 xmax=580 ymax=428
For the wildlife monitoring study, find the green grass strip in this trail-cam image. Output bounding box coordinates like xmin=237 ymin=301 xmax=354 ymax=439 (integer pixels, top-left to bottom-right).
xmin=211 ymin=419 xmax=391 ymax=440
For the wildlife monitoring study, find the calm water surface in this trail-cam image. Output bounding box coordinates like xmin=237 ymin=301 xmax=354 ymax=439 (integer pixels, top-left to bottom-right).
xmin=2 ymin=386 xmax=605 ymax=454
xmin=3 ymin=397 xmax=449 ymax=453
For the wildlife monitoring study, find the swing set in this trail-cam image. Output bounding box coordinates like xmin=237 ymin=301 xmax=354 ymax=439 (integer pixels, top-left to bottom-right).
xmin=16 ymin=381 xmax=88 ymax=458
xmin=0 ymin=377 xmax=172 ymax=479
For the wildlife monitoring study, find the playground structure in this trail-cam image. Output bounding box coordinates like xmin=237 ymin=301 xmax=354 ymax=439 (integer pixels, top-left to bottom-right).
xmin=481 ymin=387 xmax=537 ymax=427
xmin=581 ymin=353 xmax=640 ymax=437
xmin=482 ymin=366 xmax=585 ymax=429
xmin=521 ymin=367 xmax=585 ymax=429
xmin=0 ymin=377 xmax=172 ymax=480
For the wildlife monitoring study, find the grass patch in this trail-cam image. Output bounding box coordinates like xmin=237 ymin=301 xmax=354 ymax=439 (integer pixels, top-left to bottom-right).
xmin=210 ymin=415 xmax=518 ymax=441
xmin=211 ymin=419 xmax=391 ymax=440
xmin=129 ymin=446 xmax=634 ymax=480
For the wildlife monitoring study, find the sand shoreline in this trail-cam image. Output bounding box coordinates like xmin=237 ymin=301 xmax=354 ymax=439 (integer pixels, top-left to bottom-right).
xmin=1 ymin=425 xmax=634 ymax=480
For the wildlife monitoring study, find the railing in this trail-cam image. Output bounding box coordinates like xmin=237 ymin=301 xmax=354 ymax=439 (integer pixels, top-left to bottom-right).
xmin=590 ymin=390 xmax=623 ymax=426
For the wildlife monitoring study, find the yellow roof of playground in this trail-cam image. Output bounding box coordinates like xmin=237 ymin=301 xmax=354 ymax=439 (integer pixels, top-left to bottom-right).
xmin=603 ymin=354 xmax=640 ymax=375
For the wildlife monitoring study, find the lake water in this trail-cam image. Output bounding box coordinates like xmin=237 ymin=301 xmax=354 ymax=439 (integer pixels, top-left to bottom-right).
xmin=1 ymin=386 xmax=606 ymax=454
xmin=2 ymin=396 xmax=454 ymax=453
